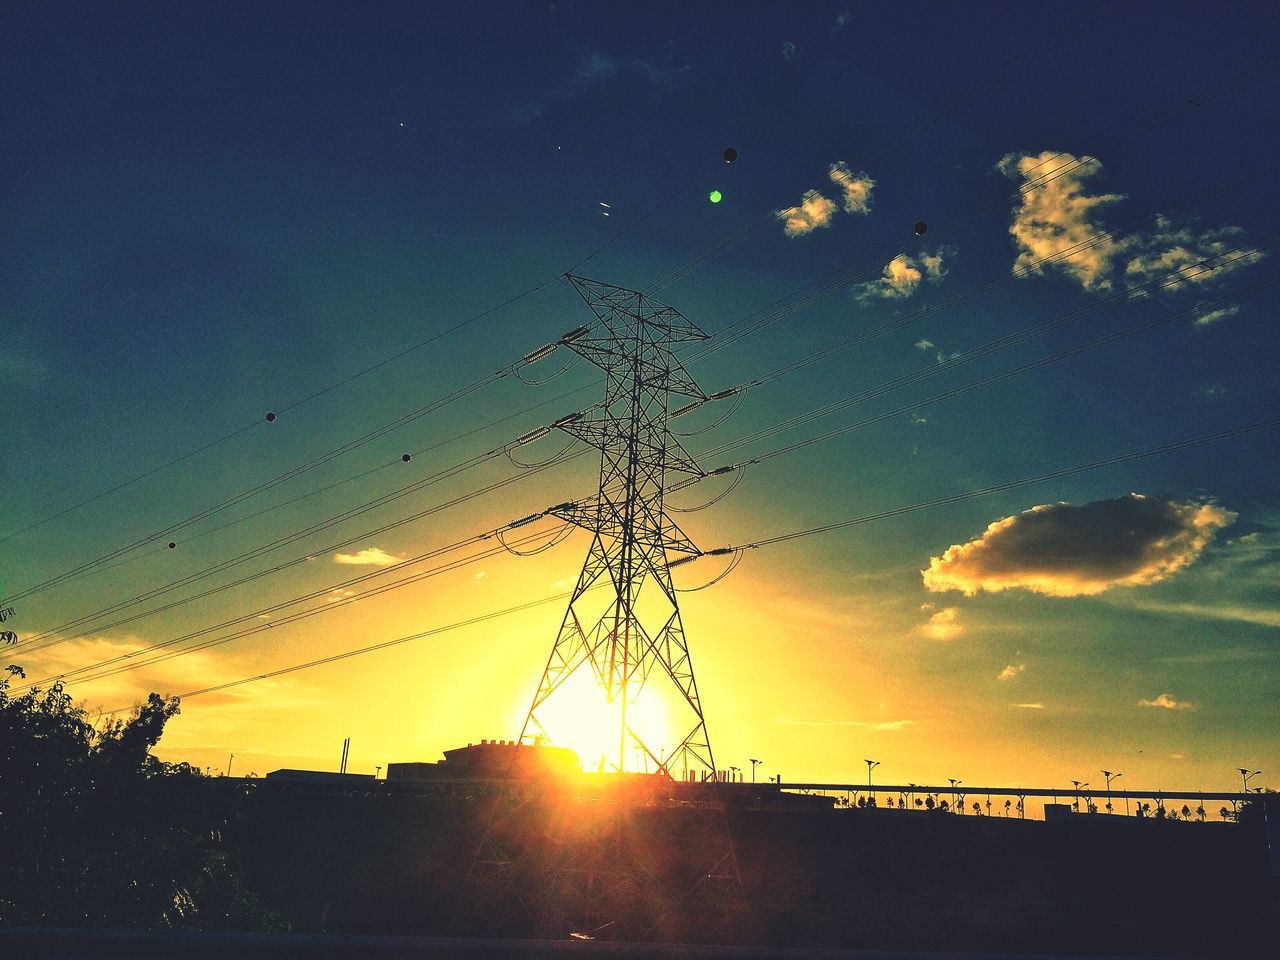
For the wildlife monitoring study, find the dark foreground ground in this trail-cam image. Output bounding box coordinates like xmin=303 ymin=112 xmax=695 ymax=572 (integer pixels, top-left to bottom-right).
xmin=0 ymin=927 xmax=1242 ymax=960
xmin=214 ymin=786 xmax=1275 ymax=958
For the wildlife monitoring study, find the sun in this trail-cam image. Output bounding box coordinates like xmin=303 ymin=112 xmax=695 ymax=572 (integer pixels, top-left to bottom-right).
xmin=517 ymin=667 xmax=676 ymax=775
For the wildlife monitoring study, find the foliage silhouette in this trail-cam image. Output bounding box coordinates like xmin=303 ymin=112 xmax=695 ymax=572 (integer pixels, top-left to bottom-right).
xmin=0 ymin=669 xmax=278 ymax=930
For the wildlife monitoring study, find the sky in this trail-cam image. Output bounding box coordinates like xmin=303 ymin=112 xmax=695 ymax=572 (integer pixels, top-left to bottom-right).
xmin=2 ymin=1 xmax=1277 ymax=800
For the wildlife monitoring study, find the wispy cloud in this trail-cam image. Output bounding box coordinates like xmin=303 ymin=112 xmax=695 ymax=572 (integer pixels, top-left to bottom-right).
xmin=998 ymin=663 xmax=1026 ymax=681
xmin=1194 ymin=305 xmax=1241 ymax=327
xmin=923 ymin=494 xmax=1235 ymax=597
xmin=914 ymin=338 xmax=935 ymax=351
xmin=1139 ymin=692 xmax=1194 ymax=710
xmin=774 ymin=717 xmax=914 ymax=731
xmin=1014 ymin=702 xmax=1045 ymax=710
xmin=781 ymin=40 xmax=799 ymax=62
xmin=506 ymin=49 xmax=689 ymax=125
xmin=831 ymin=10 xmax=852 ymax=37
xmin=332 ymin=547 xmax=404 ymax=566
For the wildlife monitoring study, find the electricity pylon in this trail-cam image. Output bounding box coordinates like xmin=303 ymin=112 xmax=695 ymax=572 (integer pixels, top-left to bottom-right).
xmin=520 ymin=275 xmax=717 ymax=780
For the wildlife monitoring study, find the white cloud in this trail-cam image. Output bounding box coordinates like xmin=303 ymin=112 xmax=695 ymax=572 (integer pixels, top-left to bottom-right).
xmin=831 ymin=10 xmax=852 ymax=36
xmin=915 ymin=338 xmax=935 ymax=351
xmin=859 ymin=248 xmax=949 ymax=300
xmin=998 ymin=663 xmax=1026 ymax=681
xmin=910 ymin=413 xmax=928 ymax=426
xmin=332 ymin=547 xmax=404 ymax=566
xmin=776 ymin=189 xmax=838 ymax=237
xmin=781 ymin=40 xmax=798 ymax=61
xmin=828 ymin=161 xmax=875 ymax=215
xmin=923 ymin=494 xmax=1235 ymax=597
xmin=1014 ymin=703 xmax=1045 ymax=710
xmin=1139 ymin=692 xmax=1194 ymax=710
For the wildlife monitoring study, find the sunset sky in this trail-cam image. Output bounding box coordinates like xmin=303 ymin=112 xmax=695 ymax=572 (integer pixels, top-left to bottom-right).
xmin=2 ymin=2 xmax=1277 ymax=798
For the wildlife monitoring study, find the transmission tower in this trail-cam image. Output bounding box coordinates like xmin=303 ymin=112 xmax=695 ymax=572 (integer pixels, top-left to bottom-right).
xmin=519 ymin=275 xmax=718 ymax=780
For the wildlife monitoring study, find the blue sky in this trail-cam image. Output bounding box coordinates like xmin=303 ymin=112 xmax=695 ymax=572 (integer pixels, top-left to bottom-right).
xmin=2 ymin=2 xmax=1277 ymax=793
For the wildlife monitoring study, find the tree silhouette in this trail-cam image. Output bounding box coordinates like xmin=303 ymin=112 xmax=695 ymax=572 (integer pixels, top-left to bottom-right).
xmin=925 ymin=796 xmax=935 ymax=810
xmin=1004 ymin=799 xmax=1011 ymax=817
xmin=0 ymin=668 xmax=277 ymax=929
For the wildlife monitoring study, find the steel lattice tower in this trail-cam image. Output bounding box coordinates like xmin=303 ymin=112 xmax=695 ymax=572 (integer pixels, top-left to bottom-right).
xmin=520 ymin=275 xmax=718 ymax=780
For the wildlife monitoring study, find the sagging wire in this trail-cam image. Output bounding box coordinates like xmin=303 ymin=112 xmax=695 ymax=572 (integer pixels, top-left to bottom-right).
xmin=496 ymin=521 xmax=575 ymax=557
xmin=506 ymin=435 xmax=580 ymax=469
xmin=515 ymin=351 xmax=578 ymax=385
xmin=667 ymin=465 xmax=747 ymax=513
xmin=673 ymin=388 xmax=746 ymax=437
xmin=672 ymin=548 xmax=746 ymax=592
xmin=665 ymin=386 xmax=742 ymax=428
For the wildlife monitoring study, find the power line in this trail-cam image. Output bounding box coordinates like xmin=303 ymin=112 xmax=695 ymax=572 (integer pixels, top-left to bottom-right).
xmin=649 ymin=48 xmax=1280 ymax=302
xmin=697 ymin=262 xmax=1277 ymax=467
xmin=11 ymin=445 xmax=588 ymax=656
xmin=30 ymin=379 xmax=601 ymax=590
xmin=29 ymin=265 xmax=1265 ymax=693
xmin=22 ymin=250 xmax=1268 ymax=660
xmin=94 ymin=413 xmax=1278 ymax=713
xmin=0 ymin=13 xmax=885 ymax=550
xmin=25 ymin=522 xmax=572 ymax=693
xmin=711 ymin=417 xmax=1280 ymax=553
xmin=644 ymin=1 xmax=1119 ymax=295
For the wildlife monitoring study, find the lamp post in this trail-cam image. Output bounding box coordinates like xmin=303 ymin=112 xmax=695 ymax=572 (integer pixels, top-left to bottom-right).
xmin=227 ymin=753 xmax=234 ymax=778
xmin=1071 ymin=780 xmax=1086 ymax=813
xmin=1239 ymin=767 xmax=1262 ymax=794
xmin=948 ymin=778 xmax=961 ymax=813
xmin=865 ymin=759 xmax=880 ymax=803
xmin=749 ymin=758 xmax=761 ymax=783
xmin=1102 ymin=770 xmax=1121 ymax=814
xmin=729 ymin=765 xmax=740 ymax=783
xmin=375 ymin=765 xmax=382 ymax=780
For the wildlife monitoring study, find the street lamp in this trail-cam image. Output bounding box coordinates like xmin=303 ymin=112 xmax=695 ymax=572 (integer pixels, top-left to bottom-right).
xmin=375 ymin=765 xmax=382 ymax=780
xmin=865 ymin=759 xmax=880 ymax=802
xmin=749 ymin=758 xmax=761 ymax=783
xmin=1239 ymin=768 xmax=1262 ymax=794
xmin=1102 ymin=770 xmax=1121 ymax=814
xmin=729 ymin=765 xmax=740 ymax=783
xmin=948 ymin=778 xmax=961 ymax=813
xmin=1071 ymin=780 xmax=1087 ymax=813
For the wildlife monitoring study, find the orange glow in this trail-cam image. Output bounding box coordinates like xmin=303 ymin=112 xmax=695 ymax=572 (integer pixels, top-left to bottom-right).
xmin=523 ymin=667 xmax=676 ymax=775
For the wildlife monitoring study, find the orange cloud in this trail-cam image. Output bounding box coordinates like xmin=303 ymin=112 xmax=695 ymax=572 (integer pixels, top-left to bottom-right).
xmin=923 ymin=494 xmax=1235 ymax=597
xmin=776 ymin=189 xmax=838 ymax=237
xmin=828 ymin=161 xmax=875 ymax=215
